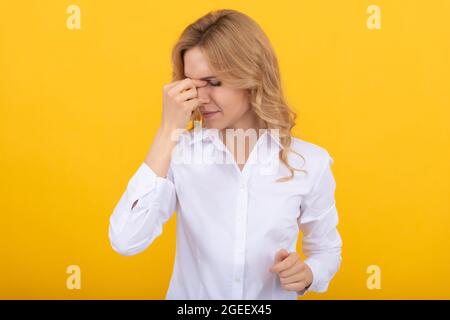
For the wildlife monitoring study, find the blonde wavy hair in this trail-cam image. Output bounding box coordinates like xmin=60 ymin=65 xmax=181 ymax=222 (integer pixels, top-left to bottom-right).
xmin=170 ymin=9 xmax=306 ymax=182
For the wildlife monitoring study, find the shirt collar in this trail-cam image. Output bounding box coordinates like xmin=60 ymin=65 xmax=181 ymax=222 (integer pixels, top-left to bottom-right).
xmin=187 ymin=127 xmax=282 ymax=149
xmin=187 ymin=127 xmax=219 ymax=145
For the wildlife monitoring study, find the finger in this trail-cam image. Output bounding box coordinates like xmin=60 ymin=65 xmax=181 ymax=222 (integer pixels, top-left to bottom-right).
xmin=279 ymin=261 xmax=304 ymax=278
xmin=169 ymin=78 xmax=192 ymax=95
xmin=274 ymin=249 xmax=290 ymax=264
xmin=177 ymin=87 xmax=199 ymax=102
xmin=164 ymin=80 xmax=183 ymax=91
xmin=281 ymin=281 xmax=307 ymax=292
xmin=190 ymin=78 xmax=209 ymax=87
xmin=269 ymin=249 xmax=290 ymax=273
xmin=184 ymin=97 xmax=207 ymax=112
xmin=180 ymin=79 xmax=208 ymax=94
xmin=170 ymin=78 xmax=207 ymax=95
xmin=270 ymin=253 xmax=297 ymax=274
xmin=280 ymin=271 xmax=304 ymax=285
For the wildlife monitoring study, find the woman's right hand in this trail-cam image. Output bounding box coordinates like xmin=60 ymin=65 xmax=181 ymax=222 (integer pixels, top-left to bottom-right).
xmin=161 ymin=78 xmax=208 ymax=134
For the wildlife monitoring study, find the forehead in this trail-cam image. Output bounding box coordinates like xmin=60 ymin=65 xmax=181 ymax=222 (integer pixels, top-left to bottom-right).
xmin=183 ymin=47 xmax=215 ymax=79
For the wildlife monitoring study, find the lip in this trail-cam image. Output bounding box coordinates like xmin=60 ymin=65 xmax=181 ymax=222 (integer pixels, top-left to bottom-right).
xmin=201 ymin=111 xmax=221 ymax=119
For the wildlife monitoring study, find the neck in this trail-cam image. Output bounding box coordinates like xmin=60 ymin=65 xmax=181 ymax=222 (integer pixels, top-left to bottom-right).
xmin=221 ymin=110 xmax=263 ymax=137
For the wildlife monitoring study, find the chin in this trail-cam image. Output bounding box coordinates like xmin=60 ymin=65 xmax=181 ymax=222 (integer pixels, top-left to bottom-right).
xmin=203 ymin=120 xmax=226 ymax=130
xmin=204 ymin=124 xmax=220 ymax=130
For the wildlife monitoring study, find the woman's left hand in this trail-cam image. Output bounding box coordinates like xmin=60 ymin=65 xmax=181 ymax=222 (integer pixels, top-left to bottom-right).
xmin=269 ymin=249 xmax=313 ymax=292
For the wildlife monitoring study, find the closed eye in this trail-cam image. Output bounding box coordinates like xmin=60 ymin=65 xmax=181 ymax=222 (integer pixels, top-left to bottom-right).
xmin=208 ymin=80 xmax=221 ymax=87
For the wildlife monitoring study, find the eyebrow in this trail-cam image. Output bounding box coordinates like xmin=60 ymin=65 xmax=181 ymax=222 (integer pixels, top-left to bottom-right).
xmin=184 ymin=75 xmax=217 ymax=81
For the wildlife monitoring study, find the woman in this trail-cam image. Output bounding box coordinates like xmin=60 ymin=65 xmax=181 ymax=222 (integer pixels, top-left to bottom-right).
xmin=108 ymin=9 xmax=342 ymax=300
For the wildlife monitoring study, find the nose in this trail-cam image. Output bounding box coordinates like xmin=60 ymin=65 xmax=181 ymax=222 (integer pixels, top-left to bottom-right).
xmin=197 ymin=86 xmax=211 ymax=103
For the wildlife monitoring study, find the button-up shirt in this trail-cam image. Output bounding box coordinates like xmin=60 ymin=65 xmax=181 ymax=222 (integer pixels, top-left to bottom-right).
xmin=108 ymin=127 xmax=343 ymax=299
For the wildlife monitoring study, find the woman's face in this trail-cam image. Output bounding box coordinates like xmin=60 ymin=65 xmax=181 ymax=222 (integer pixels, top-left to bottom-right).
xmin=183 ymin=46 xmax=258 ymax=131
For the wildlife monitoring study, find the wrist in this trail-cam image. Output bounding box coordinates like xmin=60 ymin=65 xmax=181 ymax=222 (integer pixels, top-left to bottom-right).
xmin=158 ymin=126 xmax=184 ymax=142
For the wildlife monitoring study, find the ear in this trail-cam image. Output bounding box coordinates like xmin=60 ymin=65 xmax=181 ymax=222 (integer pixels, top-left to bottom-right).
xmin=247 ymin=88 xmax=253 ymax=99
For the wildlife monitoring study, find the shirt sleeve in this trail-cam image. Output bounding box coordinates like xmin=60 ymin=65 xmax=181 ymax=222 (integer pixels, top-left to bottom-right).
xmin=296 ymin=151 xmax=343 ymax=296
xmin=108 ymin=161 xmax=177 ymax=256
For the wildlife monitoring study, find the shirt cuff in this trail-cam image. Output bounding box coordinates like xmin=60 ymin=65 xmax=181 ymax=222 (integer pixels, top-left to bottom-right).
xmin=127 ymin=162 xmax=173 ymax=199
xmin=297 ymin=257 xmax=330 ymax=296
xmin=297 ymin=283 xmax=312 ymax=296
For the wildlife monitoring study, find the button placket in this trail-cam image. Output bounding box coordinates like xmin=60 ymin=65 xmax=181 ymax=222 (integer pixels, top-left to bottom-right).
xmin=231 ymin=177 xmax=249 ymax=299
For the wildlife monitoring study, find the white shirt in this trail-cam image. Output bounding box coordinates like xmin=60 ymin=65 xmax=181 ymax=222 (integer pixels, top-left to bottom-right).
xmin=108 ymin=127 xmax=342 ymax=300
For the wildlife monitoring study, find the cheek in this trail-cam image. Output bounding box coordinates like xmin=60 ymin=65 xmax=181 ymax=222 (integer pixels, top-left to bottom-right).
xmin=211 ymin=89 xmax=249 ymax=115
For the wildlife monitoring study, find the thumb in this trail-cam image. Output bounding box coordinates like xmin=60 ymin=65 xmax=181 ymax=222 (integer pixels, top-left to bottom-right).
xmin=274 ymin=248 xmax=290 ymax=264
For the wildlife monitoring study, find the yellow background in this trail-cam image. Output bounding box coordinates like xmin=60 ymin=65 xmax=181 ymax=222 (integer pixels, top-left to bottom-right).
xmin=1 ymin=0 xmax=449 ymax=299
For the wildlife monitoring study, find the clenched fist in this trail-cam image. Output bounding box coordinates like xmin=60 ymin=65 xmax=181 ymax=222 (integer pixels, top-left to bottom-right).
xmin=269 ymin=249 xmax=313 ymax=292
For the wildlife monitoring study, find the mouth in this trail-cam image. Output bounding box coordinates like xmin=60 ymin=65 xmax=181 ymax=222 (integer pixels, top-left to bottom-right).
xmin=201 ymin=110 xmax=221 ymax=119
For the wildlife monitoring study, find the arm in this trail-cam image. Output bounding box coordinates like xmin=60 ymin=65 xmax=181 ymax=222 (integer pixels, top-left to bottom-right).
xmin=108 ymin=78 xmax=208 ymax=256
xmin=297 ymin=152 xmax=343 ymax=296
xmin=108 ymin=128 xmax=179 ymax=256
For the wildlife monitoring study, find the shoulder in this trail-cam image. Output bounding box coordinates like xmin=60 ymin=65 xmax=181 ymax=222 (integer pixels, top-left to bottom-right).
xmin=290 ymin=137 xmax=332 ymax=162
xmin=288 ymin=136 xmax=334 ymax=177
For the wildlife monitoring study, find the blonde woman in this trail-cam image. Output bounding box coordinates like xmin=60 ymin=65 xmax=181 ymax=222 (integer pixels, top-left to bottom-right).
xmin=108 ymin=9 xmax=342 ymax=300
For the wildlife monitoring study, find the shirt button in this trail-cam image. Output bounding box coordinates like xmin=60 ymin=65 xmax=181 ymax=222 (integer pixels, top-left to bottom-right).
xmin=239 ymin=181 xmax=246 ymax=189
xmin=234 ymin=277 xmax=241 ymax=283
